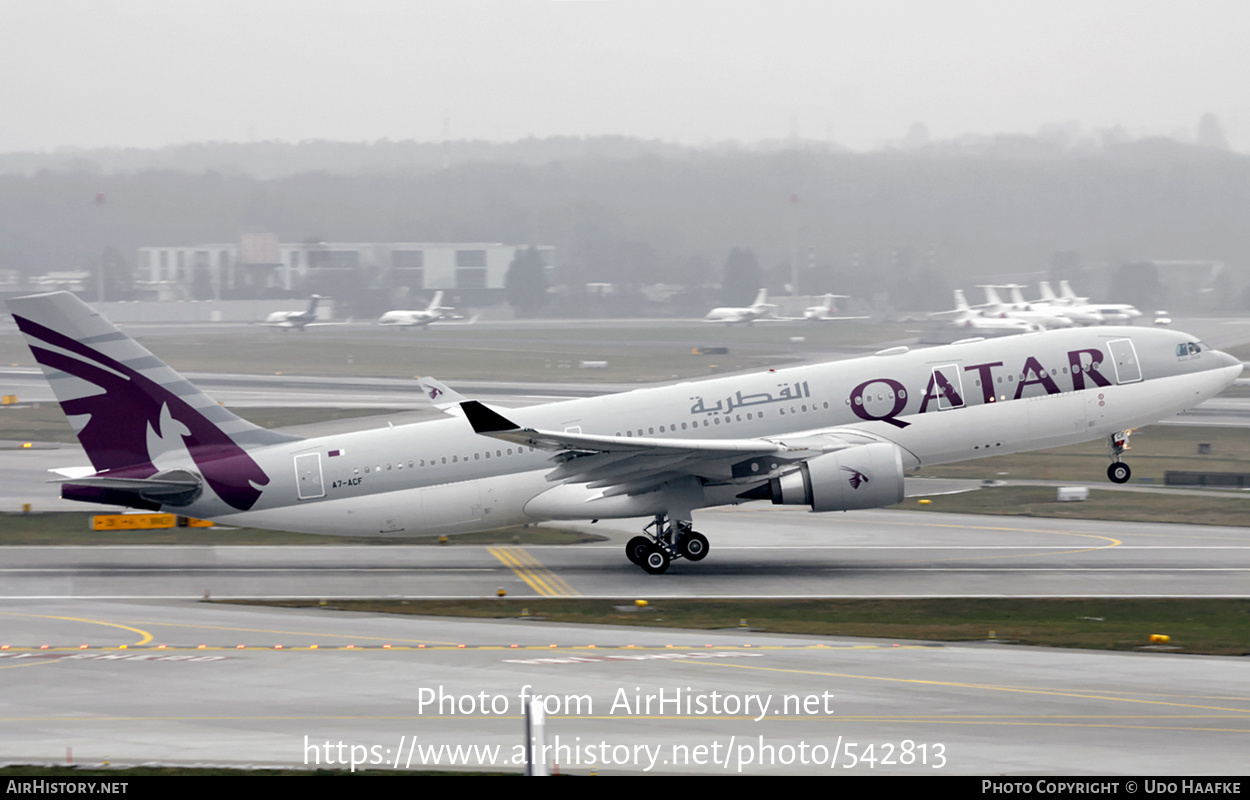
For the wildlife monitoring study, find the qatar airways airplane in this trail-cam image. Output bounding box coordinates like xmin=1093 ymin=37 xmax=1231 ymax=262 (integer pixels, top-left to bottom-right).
xmin=10 ymin=291 xmax=1241 ymax=574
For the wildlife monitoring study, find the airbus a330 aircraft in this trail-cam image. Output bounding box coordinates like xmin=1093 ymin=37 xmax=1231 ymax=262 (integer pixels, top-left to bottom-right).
xmin=12 ymin=291 xmax=1241 ymax=574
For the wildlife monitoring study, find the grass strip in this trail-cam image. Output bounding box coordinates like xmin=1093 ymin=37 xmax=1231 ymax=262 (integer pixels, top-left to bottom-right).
xmin=223 ymin=597 xmax=1250 ymax=657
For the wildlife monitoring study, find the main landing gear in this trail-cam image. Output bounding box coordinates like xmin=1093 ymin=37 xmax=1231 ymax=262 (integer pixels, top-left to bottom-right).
xmin=1106 ymin=430 xmax=1133 ymax=484
xmin=625 ymin=514 xmax=709 ymax=575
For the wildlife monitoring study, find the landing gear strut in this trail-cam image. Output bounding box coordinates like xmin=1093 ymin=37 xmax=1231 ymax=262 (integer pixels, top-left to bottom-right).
xmin=1106 ymin=430 xmax=1133 ymax=484
xmin=623 ymin=514 xmax=710 ymax=574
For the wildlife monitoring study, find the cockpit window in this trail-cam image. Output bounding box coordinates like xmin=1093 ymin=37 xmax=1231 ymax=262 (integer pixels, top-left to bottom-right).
xmin=1176 ymin=342 xmax=1206 ymax=357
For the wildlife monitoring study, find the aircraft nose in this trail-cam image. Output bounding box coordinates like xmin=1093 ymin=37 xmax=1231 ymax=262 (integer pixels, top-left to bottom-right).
xmin=1215 ymin=348 xmax=1245 ymax=372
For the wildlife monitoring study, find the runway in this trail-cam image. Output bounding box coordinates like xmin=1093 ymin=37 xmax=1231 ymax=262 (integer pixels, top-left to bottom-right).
xmin=1 ymin=597 xmax=1246 ymax=775
xmin=2 ymin=317 xmax=1248 ymax=774
xmin=4 ymin=507 xmax=1250 ymax=599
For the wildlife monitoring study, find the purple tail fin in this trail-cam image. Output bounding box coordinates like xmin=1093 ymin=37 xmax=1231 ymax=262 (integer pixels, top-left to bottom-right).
xmin=9 ymin=292 xmax=297 ymax=511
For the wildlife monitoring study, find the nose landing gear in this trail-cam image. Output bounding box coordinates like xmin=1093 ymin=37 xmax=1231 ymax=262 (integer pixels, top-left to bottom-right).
xmin=1106 ymin=430 xmax=1133 ymax=484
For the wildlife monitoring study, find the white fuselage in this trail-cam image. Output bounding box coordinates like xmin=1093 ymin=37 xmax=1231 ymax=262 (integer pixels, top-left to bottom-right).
xmin=186 ymin=326 xmax=1240 ymax=537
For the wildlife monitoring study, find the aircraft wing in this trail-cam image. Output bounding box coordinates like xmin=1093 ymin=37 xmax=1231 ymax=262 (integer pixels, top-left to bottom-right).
xmin=460 ymin=400 xmax=852 ymax=497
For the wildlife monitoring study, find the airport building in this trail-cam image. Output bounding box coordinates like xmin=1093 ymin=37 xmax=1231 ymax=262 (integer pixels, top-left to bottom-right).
xmin=137 ymin=235 xmax=554 ymax=301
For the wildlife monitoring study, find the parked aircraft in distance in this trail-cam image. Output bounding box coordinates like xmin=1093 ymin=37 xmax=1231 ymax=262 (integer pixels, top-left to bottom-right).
xmin=802 ymin=294 xmax=868 ymax=322
xmin=976 ymin=285 xmax=1075 ymax=329
xmin=377 ymin=292 xmax=465 ymax=329
xmin=1003 ymin=284 xmax=1103 ymax=326
xmin=704 ymin=288 xmax=778 ymax=325
xmin=930 ymin=290 xmax=1041 ymax=335
xmin=12 ymin=291 xmax=1241 ymax=574
xmin=1053 ymin=280 xmax=1143 ymax=324
xmin=257 ymin=295 xmax=345 ymax=330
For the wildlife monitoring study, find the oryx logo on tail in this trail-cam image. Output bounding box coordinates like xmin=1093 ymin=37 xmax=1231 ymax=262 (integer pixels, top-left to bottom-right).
xmin=10 ymin=295 xmax=293 ymax=511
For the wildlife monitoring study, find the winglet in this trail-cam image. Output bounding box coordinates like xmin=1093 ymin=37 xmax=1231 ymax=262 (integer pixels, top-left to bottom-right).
xmin=417 ymin=377 xmax=467 ymax=411
xmin=461 ymin=400 xmax=520 ymax=434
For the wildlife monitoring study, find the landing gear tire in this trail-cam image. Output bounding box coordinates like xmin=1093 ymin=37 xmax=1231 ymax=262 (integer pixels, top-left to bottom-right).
xmin=1107 ymin=462 xmax=1131 ymax=484
xmin=625 ymin=536 xmax=652 ymax=565
xmin=640 ymin=545 xmax=671 ymax=575
xmin=679 ymin=531 xmax=709 ymax=562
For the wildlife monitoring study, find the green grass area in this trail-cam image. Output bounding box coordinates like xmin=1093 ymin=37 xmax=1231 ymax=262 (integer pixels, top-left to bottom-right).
xmin=899 ymin=485 xmax=1250 ymax=527
xmin=0 ymin=405 xmax=402 ymax=445
xmin=227 ymin=597 xmax=1250 ymax=656
xmin=0 ymin=512 xmax=603 ymax=546
xmin=912 ymin=423 xmax=1250 ymax=484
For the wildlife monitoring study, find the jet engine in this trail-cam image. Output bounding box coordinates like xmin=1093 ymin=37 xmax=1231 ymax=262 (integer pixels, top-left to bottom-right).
xmin=744 ymin=441 xmax=905 ymax=512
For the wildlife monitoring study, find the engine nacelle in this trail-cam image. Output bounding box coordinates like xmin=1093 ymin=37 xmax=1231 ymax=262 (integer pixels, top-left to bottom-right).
xmin=766 ymin=442 xmax=905 ymax=512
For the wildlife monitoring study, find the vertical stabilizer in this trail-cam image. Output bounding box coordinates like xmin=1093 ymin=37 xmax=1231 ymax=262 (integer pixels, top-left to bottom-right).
xmin=981 ymin=285 xmax=1005 ymax=306
xmin=9 ymin=292 xmax=297 ymax=510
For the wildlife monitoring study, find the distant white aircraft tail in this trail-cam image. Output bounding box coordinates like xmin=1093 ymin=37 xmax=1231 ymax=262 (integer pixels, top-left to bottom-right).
xmin=750 ymin=288 xmax=769 ymax=308
xmin=1039 ymin=281 xmax=1059 ymax=303
xmin=980 ymin=285 xmax=1005 ymax=306
xmin=426 ymin=291 xmax=444 ymax=311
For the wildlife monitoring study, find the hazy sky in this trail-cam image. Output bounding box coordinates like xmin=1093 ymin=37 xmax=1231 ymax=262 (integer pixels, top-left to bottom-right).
xmin=3 ymin=0 xmax=1248 ymax=152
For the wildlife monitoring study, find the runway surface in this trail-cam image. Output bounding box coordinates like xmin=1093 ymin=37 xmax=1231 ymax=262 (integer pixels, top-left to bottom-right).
xmin=1 ymin=597 xmax=1247 ymax=775
xmin=4 ymin=507 xmax=1250 ymax=599
xmin=2 ymin=318 xmax=1249 ymax=774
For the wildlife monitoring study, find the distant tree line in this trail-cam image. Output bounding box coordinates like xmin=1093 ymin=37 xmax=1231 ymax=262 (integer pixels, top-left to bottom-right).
xmin=2 ymin=135 xmax=1248 ymax=313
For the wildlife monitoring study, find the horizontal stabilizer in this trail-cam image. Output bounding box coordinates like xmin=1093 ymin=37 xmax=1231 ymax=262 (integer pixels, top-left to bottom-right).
xmin=59 ymin=468 xmax=203 ymax=509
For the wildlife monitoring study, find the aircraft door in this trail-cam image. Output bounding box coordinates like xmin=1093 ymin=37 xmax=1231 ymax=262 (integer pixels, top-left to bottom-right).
xmin=1107 ymin=338 xmax=1142 ymax=384
xmin=929 ymin=364 xmax=966 ymax=410
xmin=294 ymin=453 xmax=325 ymax=500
